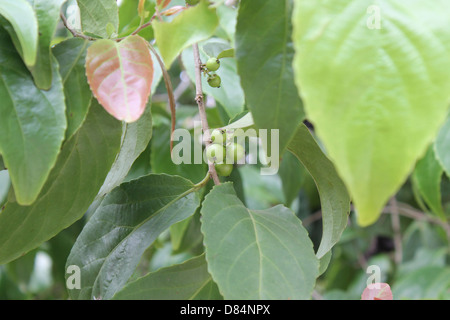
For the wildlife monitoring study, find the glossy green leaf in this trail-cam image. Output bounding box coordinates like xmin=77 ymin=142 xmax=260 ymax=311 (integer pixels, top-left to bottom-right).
xmin=85 ymin=35 xmax=153 ymax=122
xmin=287 ymin=124 xmax=350 ymax=258
xmin=0 ymin=31 xmax=66 ymax=205
xmin=28 ymin=0 xmax=66 ymax=89
xmin=201 ymin=182 xmax=319 ymax=299
xmin=293 ymin=0 xmax=450 ymax=226
xmin=77 ymin=0 xmax=119 ymax=38
xmin=97 ymin=105 xmax=152 ymax=199
xmin=0 ymin=0 xmax=38 ymax=67
xmin=435 ymin=117 xmax=450 ymax=178
xmin=112 ymin=255 xmax=222 ymax=300
xmin=236 ymin=0 xmax=304 ymax=154
xmin=0 ymin=101 xmax=123 ymax=265
xmin=66 ymin=174 xmax=202 ymax=300
xmin=152 ymin=0 xmax=219 ymax=69
xmin=53 ymin=38 xmax=92 ymax=139
xmin=412 ymin=146 xmax=445 ymax=220
xmin=182 ymin=44 xmax=244 ymax=118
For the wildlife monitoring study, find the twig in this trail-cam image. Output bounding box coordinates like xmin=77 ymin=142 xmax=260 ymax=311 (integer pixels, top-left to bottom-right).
xmin=389 ymin=197 xmax=403 ymax=264
xmin=383 ymin=202 xmax=450 ymax=244
xmin=147 ymin=43 xmax=177 ymax=153
xmin=192 ymin=44 xmax=220 ymax=185
xmin=60 ymin=12 xmax=96 ymax=41
xmin=114 ymin=20 xmax=154 ymax=42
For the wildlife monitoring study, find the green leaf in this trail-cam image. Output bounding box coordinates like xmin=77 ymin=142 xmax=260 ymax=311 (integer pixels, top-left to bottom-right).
xmin=202 ymin=42 xmax=231 ymax=58
xmin=0 ymin=171 xmax=9 ymax=208
xmin=393 ymin=266 xmax=450 ymax=300
xmin=216 ymin=4 xmax=237 ymax=43
xmin=85 ymin=35 xmax=154 ymax=122
xmin=66 ymin=174 xmax=202 ymax=300
xmin=236 ymin=0 xmax=304 ymax=154
xmin=0 ymin=0 xmax=38 ymax=67
xmin=435 ymin=117 xmax=450 ymax=178
xmin=0 ymin=101 xmax=123 ymax=265
xmin=217 ymin=48 xmax=234 ymax=59
xmin=76 ymin=0 xmax=119 ymax=39
xmin=112 ymin=254 xmax=222 ymax=300
xmin=152 ymin=0 xmax=219 ymax=69
xmin=118 ymin=0 xmax=155 ymax=40
xmin=151 ymin=116 xmax=207 ymax=183
xmin=278 ymin=151 xmax=305 ymax=206
xmin=287 ymin=124 xmax=350 ymax=258
xmin=97 ymin=104 xmax=152 ymax=199
xmin=27 ymin=0 xmax=66 ymax=90
xmin=201 ymin=182 xmax=319 ymax=299
xmin=182 ymin=44 xmax=244 ymax=118
xmin=0 ymin=31 xmax=66 ymax=205
xmin=292 ymin=0 xmax=450 ymax=226
xmin=412 ymin=146 xmax=445 ymax=220
xmin=53 ymin=38 xmax=92 ymax=139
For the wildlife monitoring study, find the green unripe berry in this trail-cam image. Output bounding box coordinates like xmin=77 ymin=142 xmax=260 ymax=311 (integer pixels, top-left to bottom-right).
xmin=210 ymin=129 xmax=226 ymax=144
xmin=215 ymin=163 xmax=233 ymax=177
xmin=206 ymin=57 xmax=220 ymax=71
xmin=185 ymin=0 xmax=200 ymax=5
xmin=207 ymin=74 xmax=221 ymax=88
xmin=206 ymin=144 xmax=225 ymax=163
xmin=226 ymin=143 xmax=245 ymax=163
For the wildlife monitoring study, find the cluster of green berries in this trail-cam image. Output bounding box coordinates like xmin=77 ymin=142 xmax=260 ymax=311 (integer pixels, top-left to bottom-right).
xmin=206 ymin=129 xmax=246 ymax=177
xmin=203 ymin=57 xmax=221 ymax=88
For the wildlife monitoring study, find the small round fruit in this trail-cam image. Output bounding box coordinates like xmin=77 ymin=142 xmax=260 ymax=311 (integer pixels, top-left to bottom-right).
xmin=226 ymin=143 xmax=245 ymax=163
xmin=210 ymin=129 xmax=226 ymax=144
xmin=206 ymin=144 xmax=225 ymax=163
xmin=215 ymin=163 xmax=233 ymax=177
xmin=205 ymin=57 xmax=220 ymax=71
xmin=185 ymin=0 xmax=200 ymax=5
xmin=207 ymin=74 xmax=221 ymax=88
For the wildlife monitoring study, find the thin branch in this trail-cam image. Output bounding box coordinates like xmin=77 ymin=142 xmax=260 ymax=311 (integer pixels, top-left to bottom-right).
xmin=114 ymin=20 xmax=154 ymax=42
xmin=383 ymin=202 xmax=450 ymax=244
xmin=60 ymin=12 xmax=96 ymax=41
xmin=192 ymin=44 xmax=220 ymax=185
xmin=147 ymin=43 xmax=177 ymax=153
xmin=389 ymin=197 xmax=403 ymax=264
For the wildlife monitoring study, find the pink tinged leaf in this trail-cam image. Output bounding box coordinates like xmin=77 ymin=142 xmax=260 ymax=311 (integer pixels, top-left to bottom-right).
xmin=86 ymin=35 xmax=153 ymax=122
xmin=361 ymin=283 xmax=393 ymax=300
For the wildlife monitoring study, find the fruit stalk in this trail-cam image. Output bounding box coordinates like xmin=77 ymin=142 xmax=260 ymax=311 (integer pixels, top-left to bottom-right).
xmin=192 ymin=43 xmax=221 ymax=185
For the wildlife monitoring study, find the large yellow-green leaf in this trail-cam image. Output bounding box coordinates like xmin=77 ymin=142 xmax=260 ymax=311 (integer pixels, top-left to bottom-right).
xmin=293 ymin=0 xmax=450 ymax=226
xmin=152 ymin=0 xmax=218 ymax=69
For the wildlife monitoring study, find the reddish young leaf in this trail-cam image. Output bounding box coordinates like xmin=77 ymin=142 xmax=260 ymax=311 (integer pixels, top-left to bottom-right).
xmin=86 ymin=35 xmax=153 ymax=122
xmin=361 ymin=283 xmax=393 ymax=300
xmin=157 ymin=0 xmax=172 ymax=9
